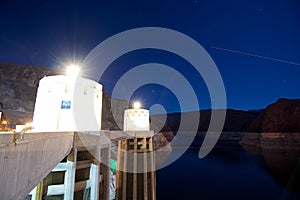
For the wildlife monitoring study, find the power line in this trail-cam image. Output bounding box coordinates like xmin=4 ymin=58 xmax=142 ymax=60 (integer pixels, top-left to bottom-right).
xmin=210 ymin=46 xmax=300 ymax=67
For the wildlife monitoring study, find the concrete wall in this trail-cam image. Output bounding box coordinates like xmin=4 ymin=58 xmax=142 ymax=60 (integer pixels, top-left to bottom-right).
xmin=0 ymin=132 xmax=73 ymax=200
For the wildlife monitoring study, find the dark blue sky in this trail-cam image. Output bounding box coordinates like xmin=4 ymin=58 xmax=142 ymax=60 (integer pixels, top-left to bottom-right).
xmin=1 ymin=0 xmax=300 ymax=112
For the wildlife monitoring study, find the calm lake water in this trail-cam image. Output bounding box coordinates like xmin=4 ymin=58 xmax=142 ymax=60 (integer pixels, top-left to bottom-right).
xmin=156 ymin=145 xmax=300 ymax=200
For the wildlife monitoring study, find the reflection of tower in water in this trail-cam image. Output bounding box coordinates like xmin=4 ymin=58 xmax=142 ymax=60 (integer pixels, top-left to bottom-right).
xmin=116 ymin=105 xmax=156 ymax=200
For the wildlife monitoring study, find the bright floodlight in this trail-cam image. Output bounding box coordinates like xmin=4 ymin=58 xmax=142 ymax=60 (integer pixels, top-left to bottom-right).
xmin=66 ymin=64 xmax=80 ymax=77
xmin=133 ymin=101 xmax=141 ymax=109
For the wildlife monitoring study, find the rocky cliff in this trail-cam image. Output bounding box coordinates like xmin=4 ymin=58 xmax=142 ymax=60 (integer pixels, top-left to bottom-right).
xmin=241 ymin=98 xmax=300 ymax=150
xmin=0 ymin=62 xmax=58 ymax=112
xmin=247 ymin=98 xmax=300 ymax=133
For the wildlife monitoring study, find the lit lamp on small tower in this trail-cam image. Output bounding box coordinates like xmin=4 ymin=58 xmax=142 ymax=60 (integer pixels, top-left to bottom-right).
xmin=123 ymin=101 xmax=150 ymax=132
xmin=116 ymin=102 xmax=156 ymax=200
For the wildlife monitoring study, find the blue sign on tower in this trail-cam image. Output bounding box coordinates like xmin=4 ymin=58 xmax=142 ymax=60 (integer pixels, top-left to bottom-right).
xmin=61 ymin=101 xmax=71 ymax=109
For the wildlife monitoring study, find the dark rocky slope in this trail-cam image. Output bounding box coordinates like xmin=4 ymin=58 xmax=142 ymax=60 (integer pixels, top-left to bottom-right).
xmin=241 ymin=98 xmax=300 ymax=150
xmin=248 ymin=98 xmax=300 ymax=133
xmin=0 ymin=62 xmax=59 ymax=112
xmin=160 ymin=109 xmax=260 ymax=132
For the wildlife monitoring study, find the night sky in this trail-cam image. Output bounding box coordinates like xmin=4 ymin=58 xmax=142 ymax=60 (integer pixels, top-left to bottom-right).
xmin=1 ymin=0 xmax=300 ymax=113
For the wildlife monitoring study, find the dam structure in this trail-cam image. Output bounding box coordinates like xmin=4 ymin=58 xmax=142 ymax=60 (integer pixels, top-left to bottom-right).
xmin=116 ymin=104 xmax=156 ymax=200
xmin=0 ymin=71 xmax=156 ymax=200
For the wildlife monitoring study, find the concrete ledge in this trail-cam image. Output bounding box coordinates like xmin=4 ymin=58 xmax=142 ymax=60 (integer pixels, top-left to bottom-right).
xmin=0 ymin=132 xmax=74 ymax=200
